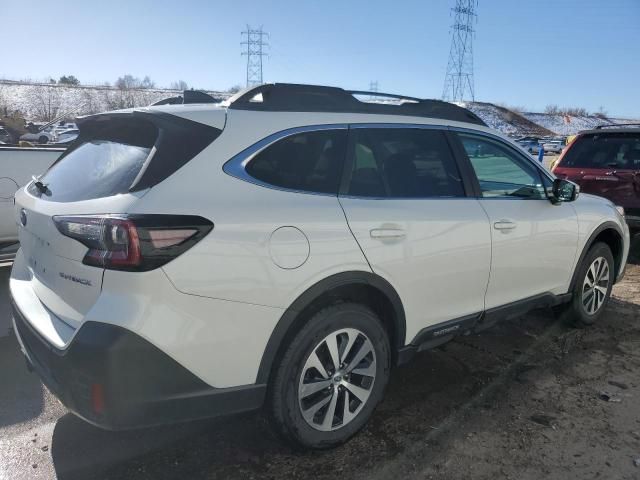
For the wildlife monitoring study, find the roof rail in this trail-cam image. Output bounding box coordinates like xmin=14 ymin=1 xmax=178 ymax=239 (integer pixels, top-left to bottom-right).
xmin=227 ymin=83 xmax=486 ymax=126
xmin=151 ymin=90 xmax=222 ymax=106
xmin=594 ymin=123 xmax=640 ymax=130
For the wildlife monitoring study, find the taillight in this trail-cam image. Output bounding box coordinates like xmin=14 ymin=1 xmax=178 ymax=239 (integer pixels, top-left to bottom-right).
xmin=53 ymin=214 xmax=213 ymax=271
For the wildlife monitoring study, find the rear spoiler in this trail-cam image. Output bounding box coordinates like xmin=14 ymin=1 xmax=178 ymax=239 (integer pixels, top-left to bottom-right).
xmin=151 ymin=90 xmax=224 ymax=106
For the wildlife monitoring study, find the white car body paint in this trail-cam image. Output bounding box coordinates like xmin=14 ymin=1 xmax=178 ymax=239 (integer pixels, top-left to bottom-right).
xmin=8 ymin=100 xmax=631 ymax=396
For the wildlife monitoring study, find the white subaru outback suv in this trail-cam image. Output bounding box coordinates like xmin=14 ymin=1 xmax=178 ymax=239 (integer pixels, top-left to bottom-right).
xmin=10 ymin=84 xmax=630 ymax=449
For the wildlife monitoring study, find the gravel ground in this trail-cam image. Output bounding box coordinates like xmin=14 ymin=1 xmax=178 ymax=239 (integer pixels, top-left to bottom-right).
xmin=0 ymin=234 xmax=638 ymax=480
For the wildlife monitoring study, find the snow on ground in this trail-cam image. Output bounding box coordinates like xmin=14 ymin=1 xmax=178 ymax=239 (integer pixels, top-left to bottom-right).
xmin=462 ymin=102 xmax=554 ymax=137
xmin=520 ymin=113 xmax=640 ymax=136
xmin=463 ymin=102 xmax=520 ymax=135
xmin=520 ymin=112 xmax=610 ymax=136
xmin=0 ymin=80 xmax=230 ymax=119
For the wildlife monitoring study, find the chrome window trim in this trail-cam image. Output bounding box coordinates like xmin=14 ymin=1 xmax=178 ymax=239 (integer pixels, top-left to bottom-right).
xmin=222 ymin=124 xmax=348 ymax=197
xmin=222 ymin=122 xmax=555 ymax=200
xmin=349 ymin=122 xmax=444 ymax=130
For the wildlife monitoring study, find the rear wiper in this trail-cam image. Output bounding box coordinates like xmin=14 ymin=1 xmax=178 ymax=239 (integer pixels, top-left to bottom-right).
xmin=32 ymin=175 xmax=49 ymax=194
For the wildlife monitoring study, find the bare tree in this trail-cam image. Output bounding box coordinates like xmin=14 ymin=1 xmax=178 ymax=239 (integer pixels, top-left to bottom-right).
xmin=594 ymin=106 xmax=608 ymax=119
xmin=141 ymin=76 xmax=155 ymax=89
xmin=26 ymin=85 xmax=62 ymax=122
xmin=80 ymin=88 xmax=101 ymax=115
xmin=0 ymin=85 xmax=9 ymax=117
xmin=170 ymin=80 xmax=189 ymax=90
xmin=544 ymin=104 xmax=560 ymax=115
xmin=563 ymin=106 xmax=588 ymax=116
xmin=115 ymin=74 xmax=139 ymax=90
xmin=59 ymin=75 xmax=80 ymax=86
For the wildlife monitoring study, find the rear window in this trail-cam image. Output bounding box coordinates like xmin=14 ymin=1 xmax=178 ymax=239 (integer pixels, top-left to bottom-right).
xmin=560 ymin=132 xmax=640 ymax=169
xmin=30 ymin=114 xmax=221 ymax=202
xmin=246 ymin=129 xmax=347 ymax=194
xmin=30 ymin=119 xmax=157 ymax=202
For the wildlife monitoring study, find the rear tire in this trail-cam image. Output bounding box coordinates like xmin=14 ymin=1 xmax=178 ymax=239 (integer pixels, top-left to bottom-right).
xmin=268 ymin=303 xmax=390 ymax=449
xmin=558 ymin=242 xmax=614 ymax=327
xmin=38 ymin=135 xmax=48 ymax=144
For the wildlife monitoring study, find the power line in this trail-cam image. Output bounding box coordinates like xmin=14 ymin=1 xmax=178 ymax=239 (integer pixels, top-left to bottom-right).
xmin=442 ymin=0 xmax=477 ymax=102
xmin=241 ymin=25 xmax=269 ymax=88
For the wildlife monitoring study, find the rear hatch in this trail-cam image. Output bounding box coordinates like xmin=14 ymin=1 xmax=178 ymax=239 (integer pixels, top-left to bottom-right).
xmin=553 ymin=131 xmax=640 ymax=209
xmin=14 ymin=110 xmax=221 ymax=329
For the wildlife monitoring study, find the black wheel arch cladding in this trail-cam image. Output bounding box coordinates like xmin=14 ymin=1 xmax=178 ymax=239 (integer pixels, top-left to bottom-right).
xmin=569 ymin=221 xmax=624 ymax=291
xmin=256 ymin=271 xmax=405 ymax=385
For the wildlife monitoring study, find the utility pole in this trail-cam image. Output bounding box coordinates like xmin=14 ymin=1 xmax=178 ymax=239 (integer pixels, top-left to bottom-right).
xmin=241 ymin=25 xmax=269 ymax=88
xmin=442 ymin=0 xmax=477 ymax=102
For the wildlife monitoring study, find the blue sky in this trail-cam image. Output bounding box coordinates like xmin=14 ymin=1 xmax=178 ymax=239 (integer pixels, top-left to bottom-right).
xmin=2 ymin=0 xmax=639 ymax=116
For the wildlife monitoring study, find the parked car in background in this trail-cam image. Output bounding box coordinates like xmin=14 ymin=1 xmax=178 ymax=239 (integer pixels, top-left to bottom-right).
xmin=53 ymin=123 xmax=78 ymax=136
xmin=55 ymin=128 xmax=79 ymax=144
xmin=19 ymin=125 xmax=56 ymax=144
xmin=517 ymin=139 xmax=542 ymax=155
xmin=552 ymin=124 xmax=640 ymax=233
xmin=516 ymin=136 xmax=540 ymax=143
xmin=543 ymin=138 xmax=567 ymax=154
xmin=0 ymin=127 xmax=12 ymax=143
xmin=10 ymin=84 xmax=629 ymax=450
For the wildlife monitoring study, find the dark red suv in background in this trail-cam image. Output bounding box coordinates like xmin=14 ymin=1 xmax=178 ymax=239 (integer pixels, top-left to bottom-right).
xmin=553 ymin=125 xmax=640 ymax=233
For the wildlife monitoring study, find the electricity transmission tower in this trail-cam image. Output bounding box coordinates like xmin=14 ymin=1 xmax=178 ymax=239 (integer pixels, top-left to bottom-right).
xmin=241 ymin=25 xmax=269 ymax=88
xmin=369 ymin=80 xmax=379 ymax=100
xmin=442 ymin=0 xmax=477 ymax=102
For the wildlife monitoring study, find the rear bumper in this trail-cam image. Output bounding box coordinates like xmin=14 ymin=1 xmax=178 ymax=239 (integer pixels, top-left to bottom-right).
xmin=11 ymin=298 xmax=266 ymax=430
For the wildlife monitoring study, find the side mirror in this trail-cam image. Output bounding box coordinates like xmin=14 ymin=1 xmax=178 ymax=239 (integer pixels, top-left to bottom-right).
xmin=550 ymin=178 xmax=579 ymax=203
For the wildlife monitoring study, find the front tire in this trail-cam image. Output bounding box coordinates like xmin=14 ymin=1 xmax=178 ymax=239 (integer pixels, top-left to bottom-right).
xmin=560 ymin=242 xmax=614 ymax=327
xmin=268 ymin=303 xmax=390 ymax=449
xmin=38 ymin=135 xmax=48 ymax=144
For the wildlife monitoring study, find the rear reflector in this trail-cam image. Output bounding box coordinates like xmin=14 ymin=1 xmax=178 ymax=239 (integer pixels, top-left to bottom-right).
xmin=91 ymin=383 xmax=105 ymax=414
xmin=53 ymin=214 xmax=213 ymax=271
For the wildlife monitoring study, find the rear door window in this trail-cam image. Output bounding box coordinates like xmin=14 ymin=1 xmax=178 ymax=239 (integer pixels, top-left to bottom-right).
xmin=560 ymin=133 xmax=640 ymax=169
xmin=245 ymin=129 xmax=347 ymax=194
xmin=31 ymin=119 xmax=157 ymax=202
xmin=346 ymin=127 xmax=465 ymax=198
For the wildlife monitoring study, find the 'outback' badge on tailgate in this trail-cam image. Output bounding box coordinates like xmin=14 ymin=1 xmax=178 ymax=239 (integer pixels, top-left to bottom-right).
xmin=59 ymin=272 xmax=92 ymax=287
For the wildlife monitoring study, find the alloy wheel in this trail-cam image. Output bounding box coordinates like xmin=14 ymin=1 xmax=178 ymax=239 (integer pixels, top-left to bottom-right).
xmin=582 ymin=256 xmax=610 ymax=315
xmin=298 ymin=328 xmax=376 ymax=432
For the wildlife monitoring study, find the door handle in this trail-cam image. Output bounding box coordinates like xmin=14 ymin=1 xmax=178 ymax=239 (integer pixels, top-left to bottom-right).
xmin=493 ymin=220 xmax=516 ymax=231
xmin=370 ymin=228 xmax=406 ymax=239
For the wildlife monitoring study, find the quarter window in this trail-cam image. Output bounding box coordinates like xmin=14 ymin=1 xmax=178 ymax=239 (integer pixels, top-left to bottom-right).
xmin=457 ymin=133 xmax=547 ymax=199
xmin=346 ymin=128 xmax=465 ymax=198
xmin=245 ymin=129 xmax=347 ymax=194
